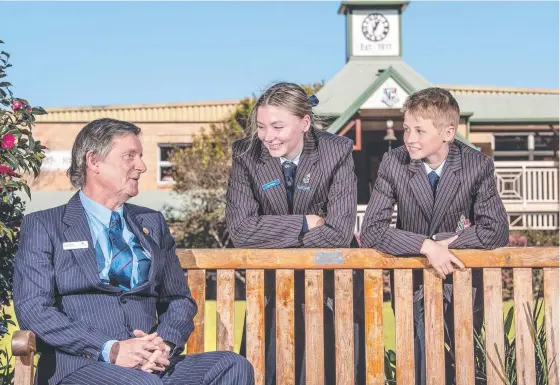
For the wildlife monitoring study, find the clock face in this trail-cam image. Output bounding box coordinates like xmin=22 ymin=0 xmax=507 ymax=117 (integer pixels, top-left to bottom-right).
xmin=362 ymin=13 xmax=390 ymax=42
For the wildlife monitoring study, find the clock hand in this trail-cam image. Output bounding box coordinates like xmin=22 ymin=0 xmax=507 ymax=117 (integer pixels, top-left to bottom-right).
xmin=372 ymin=19 xmax=380 ymax=34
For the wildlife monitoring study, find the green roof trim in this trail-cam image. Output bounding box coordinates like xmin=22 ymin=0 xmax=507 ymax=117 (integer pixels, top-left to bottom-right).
xmin=326 ymin=66 xmax=475 ymax=148
xmin=327 ymin=66 xmax=415 ymax=134
xmin=469 ymin=117 xmax=559 ymax=124
xmin=338 ymin=0 xmax=409 ymax=14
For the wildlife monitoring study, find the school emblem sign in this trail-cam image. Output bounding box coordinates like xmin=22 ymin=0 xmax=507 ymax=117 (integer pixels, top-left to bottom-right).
xmin=381 ymin=87 xmax=399 ymax=107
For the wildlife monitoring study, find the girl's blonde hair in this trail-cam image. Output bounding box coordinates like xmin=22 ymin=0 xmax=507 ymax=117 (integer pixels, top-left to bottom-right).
xmin=246 ymin=82 xmax=325 ymax=141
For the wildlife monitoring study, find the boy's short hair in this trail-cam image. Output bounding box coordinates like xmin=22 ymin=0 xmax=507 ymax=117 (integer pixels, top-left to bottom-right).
xmin=401 ymin=87 xmax=460 ymax=131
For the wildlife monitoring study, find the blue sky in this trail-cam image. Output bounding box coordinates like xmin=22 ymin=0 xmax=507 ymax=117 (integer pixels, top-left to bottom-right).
xmin=1 ymin=1 xmax=558 ymax=108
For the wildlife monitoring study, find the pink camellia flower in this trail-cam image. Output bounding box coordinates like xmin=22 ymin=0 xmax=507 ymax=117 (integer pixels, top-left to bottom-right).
xmin=11 ymin=101 xmax=23 ymax=110
xmin=1 ymin=133 xmax=16 ymax=149
xmin=0 ymin=164 xmax=14 ymax=176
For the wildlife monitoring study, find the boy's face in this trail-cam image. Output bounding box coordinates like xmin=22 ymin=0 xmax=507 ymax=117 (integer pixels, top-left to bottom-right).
xmin=403 ymin=112 xmax=455 ymax=162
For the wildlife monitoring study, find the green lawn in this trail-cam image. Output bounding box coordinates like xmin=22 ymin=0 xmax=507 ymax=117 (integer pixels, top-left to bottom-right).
xmin=197 ymin=301 xmax=397 ymax=353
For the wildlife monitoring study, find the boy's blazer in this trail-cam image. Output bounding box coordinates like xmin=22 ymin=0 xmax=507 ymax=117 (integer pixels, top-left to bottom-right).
xmin=226 ymin=129 xmax=357 ymax=249
xmin=360 ymin=140 xmax=509 ymax=254
xmin=13 ymin=193 xmax=197 ymax=385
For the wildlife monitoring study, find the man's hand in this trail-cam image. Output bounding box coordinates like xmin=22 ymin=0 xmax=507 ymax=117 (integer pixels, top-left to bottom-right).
xmin=134 ymin=330 xmax=172 ymax=373
xmin=306 ymin=215 xmax=325 ymax=230
xmin=420 ymin=236 xmax=465 ymax=279
xmin=110 ymin=332 xmax=170 ymax=372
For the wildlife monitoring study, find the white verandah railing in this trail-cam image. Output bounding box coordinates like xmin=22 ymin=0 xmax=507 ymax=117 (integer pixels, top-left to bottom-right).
xmin=356 ymin=161 xmax=560 ymax=232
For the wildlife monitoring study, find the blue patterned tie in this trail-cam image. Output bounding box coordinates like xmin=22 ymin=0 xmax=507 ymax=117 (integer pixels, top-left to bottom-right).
xmin=108 ymin=212 xmax=134 ymax=290
xmin=428 ymin=171 xmax=440 ymax=199
xmin=282 ymin=161 xmax=297 ymax=214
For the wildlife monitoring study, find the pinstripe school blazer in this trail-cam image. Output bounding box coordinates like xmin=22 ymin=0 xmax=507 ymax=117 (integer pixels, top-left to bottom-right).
xmin=13 ymin=193 xmax=197 ymax=385
xmin=360 ymin=140 xmax=509 ymax=255
xmin=226 ymin=129 xmax=357 ymax=249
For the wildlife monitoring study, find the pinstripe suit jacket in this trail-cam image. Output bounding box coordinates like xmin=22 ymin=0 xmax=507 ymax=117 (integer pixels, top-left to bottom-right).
xmin=226 ymin=129 xmax=357 ymax=249
xmin=13 ymin=193 xmax=197 ymax=385
xmin=360 ymin=140 xmax=509 ymax=254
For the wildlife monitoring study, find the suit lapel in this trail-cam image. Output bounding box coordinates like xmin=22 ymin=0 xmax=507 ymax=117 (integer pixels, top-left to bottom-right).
xmin=408 ymin=159 xmax=434 ymax=222
xmin=123 ymin=207 xmax=159 ymax=287
xmin=62 ymin=192 xmax=118 ymax=291
xmin=293 ymin=133 xmax=320 ymax=215
xmin=429 ymin=143 xmax=462 ymax=235
xmin=256 ymin=143 xmax=289 ymax=215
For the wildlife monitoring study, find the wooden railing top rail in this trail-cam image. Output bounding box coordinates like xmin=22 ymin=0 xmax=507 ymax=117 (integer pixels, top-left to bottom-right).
xmin=176 ymin=247 xmax=559 ymax=269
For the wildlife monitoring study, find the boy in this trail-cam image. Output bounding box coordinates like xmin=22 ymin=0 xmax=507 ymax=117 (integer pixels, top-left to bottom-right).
xmin=360 ymin=87 xmax=509 ymax=385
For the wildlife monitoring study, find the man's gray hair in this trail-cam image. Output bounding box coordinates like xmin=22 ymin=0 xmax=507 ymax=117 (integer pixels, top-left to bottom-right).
xmin=67 ymin=118 xmax=141 ymax=189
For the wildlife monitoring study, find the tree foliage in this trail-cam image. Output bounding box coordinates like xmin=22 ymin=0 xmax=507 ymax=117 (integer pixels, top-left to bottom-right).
xmin=0 ymin=40 xmax=46 ymax=381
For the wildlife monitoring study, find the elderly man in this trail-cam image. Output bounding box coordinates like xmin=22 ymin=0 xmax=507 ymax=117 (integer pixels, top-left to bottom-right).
xmin=14 ymin=118 xmax=254 ymax=385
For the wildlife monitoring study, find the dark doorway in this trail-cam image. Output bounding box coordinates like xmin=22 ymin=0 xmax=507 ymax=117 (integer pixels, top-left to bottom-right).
xmin=353 ymin=131 xmax=404 ymax=204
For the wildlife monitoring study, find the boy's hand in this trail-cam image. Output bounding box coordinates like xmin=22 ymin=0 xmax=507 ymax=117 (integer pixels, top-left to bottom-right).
xmin=306 ymin=215 xmax=325 ymax=229
xmin=420 ymin=236 xmax=465 ymax=279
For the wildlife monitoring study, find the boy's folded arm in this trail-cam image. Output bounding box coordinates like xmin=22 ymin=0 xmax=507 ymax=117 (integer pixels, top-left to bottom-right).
xmin=360 ymin=154 xmax=428 ymax=256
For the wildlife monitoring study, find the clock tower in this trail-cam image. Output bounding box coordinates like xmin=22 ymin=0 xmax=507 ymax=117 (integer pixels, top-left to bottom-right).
xmin=339 ymin=0 xmax=409 ymax=60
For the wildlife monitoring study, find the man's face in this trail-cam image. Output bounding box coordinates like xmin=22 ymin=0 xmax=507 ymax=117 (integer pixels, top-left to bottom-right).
xmin=94 ymin=134 xmax=146 ymax=200
xmin=403 ymin=112 xmax=454 ymax=161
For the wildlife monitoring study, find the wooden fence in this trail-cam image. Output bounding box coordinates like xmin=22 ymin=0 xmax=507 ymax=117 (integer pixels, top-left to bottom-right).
xmin=13 ymin=247 xmax=559 ymax=385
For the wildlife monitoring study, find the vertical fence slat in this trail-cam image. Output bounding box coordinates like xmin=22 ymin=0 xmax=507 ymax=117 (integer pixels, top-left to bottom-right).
xmin=552 ymin=169 xmax=560 ymax=201
xmin=544 ymin=268 xmax=559 ymax=385
xmin=305 ymin=270 xmax=325 ymax=385
xmin=14 ymin=356 xmax=35 ymax=385
xmin=483 ymin=268 xmax=506 ymax=385
xmin=217 ymin=269 xmax=235 ymax=352
xmin=365 ymin=269 xmax=384 ymax=385
xmin=395 ymin=269 xmax=415 ymax=384
xmin=187 ymin=269 xmax=206 ymax=354
xmin=335 ymin=269 xmax=355 ymax=385
xmin=454 ymin=269 xmax=475 ymax=385
xmin=276 ymin=269 xmax=295 ymax=385
xmin=514 ymin=268 xmax=536 ymax=385
xmin=537 ymin=169 xmax=542 ymax=200
xmin=424 ymin=270 xmax=445 ymax=385
xmin=531 ymin=171 xmax=537 ymax=202
xmin=246 ymin=270 xmax=265 ymax=385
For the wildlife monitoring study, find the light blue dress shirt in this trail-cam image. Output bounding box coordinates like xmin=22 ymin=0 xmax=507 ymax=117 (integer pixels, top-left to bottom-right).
xmin=79 ymin=190 xmax=152 ymax=362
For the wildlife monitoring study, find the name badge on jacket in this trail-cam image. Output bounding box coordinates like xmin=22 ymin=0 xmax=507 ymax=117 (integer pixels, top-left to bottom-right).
xmin=63 ymin=241 xmax=89 ymax=250
xmin=262 ymin=179 xmax=280 ymax=191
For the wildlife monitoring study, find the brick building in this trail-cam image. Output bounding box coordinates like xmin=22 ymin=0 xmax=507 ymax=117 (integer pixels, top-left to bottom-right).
xmin=25 ymin=0 xmax=559 ymax=231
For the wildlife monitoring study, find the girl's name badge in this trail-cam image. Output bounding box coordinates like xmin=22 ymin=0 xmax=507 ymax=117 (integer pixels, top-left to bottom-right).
xmin=262 ymin=179 xmax=280 ymax=191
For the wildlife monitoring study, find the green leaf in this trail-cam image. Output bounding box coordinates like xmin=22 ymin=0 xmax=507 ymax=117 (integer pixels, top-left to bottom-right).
xmin=4 ymin=154 xmax=18 ymax=169
xmin=28 ymin=134 xmax=35 ymax=151
xmin=31 ymin=106 xmax=47 ymax=115
xmin=21 ymin=183 xmax=30 ymax=199
xmin=504 ymin=306 xmax=514 ymax=336
xmin=0 ymin=82 xmax=12 ymax=88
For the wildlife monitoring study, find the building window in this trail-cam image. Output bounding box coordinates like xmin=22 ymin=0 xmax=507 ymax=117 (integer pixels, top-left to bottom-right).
xmin=158 ymin=143 xmax=192 ymax=183
xmin=493 ymin=132 xmax=557 ymax=161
